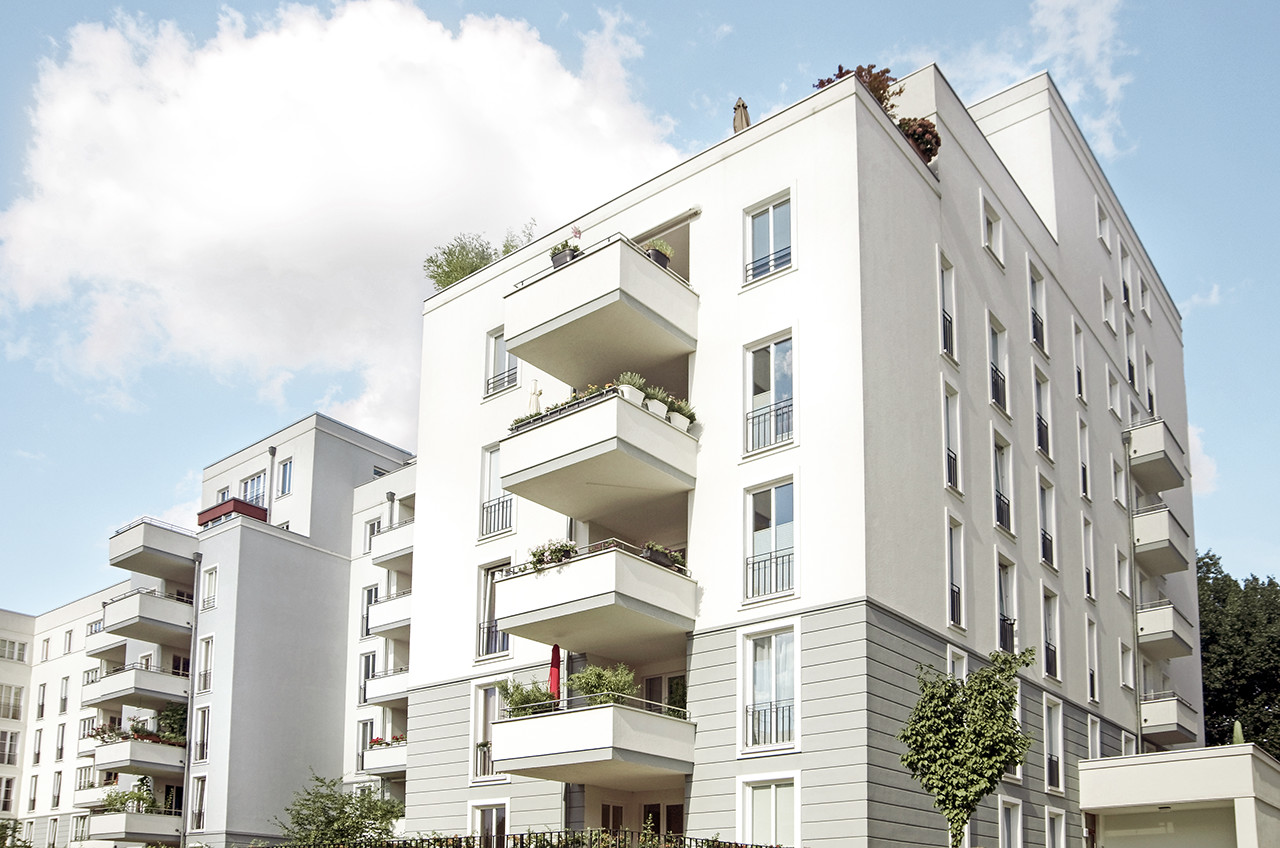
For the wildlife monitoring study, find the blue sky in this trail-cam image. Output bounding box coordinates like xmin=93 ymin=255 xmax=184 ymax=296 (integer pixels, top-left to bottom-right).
xmin=0 ymin=0 xmax=1275 ymax=612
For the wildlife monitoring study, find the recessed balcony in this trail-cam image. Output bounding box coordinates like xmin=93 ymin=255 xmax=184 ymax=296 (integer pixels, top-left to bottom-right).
xmin=94 ymin=737 xmax=185 ymax=778
xmin=109 ymin=518 xmax=199 ymax=583
xmin=89 ymin=810 xmax=183 ymax=845
xmin=504 ymin=235 xmax=698 ymax=391
xmin=1137 ymin=600 xmax=1196 ymax=660
xmin=491 ymin=698 xmax=695 ymax=791
xmin=1140 ymin=691 xmax=1199 ymax=745
xmin=102 ymin=589 xmax=193 ymax=648
xmin=494 ymin=539 xmax=696 ymax=665
xmin=367 ymin=591 xmax=412 ymax=642
xmin=500 ymin=392 xmax=696 ymax=543
xmin=1126 ymin=418 xmax=1187 ymax=492
xmin=362 ymin=742 xmax=407 ymax=778
xmin=370 ymin=519 xmax=414 ymax=574
xmin=1132 ymin=504 xmax=1192 ymax=576
xmin=83 ymin=664 xmax=190 ymax=712
xmin=364 ymin=667 xmax=410 ymax=708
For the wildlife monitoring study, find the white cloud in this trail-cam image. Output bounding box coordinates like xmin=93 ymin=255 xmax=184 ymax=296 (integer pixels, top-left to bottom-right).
xmin=0 ymin=0 xmax=679 ymax=449
xmin=712 ymin=24 xmax=733 ymax=43
xmin=1188 ymin=425 xmax=1218 ymax=495
xmin=1178 ymin=283 xmax=1222 ymax=316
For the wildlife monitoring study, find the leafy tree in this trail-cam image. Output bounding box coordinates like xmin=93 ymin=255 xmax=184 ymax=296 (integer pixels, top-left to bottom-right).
xmin=1198 ymin=550 xmax=1280 ymax=756
xmin=1 ymin=820 xmax=33 ymax=848
xmin=273 ymin=772 xmax=404 ymax=843
xmin=899 ymin=649 xmax=1034 ymax=848
xmin=813 ymin=64 xmax=904 ymax=117
xmin=423 ymin=219 xmax=535 ymax=291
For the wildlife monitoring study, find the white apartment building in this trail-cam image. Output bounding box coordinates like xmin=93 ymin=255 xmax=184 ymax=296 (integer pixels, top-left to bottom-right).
xmin=404 ymin=66 xmax=1201 ymax=847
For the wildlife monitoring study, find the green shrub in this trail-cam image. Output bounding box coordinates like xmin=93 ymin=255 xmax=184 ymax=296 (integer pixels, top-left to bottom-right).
xmin=616 ymin=372 xmax=646 ymax=389
xmin=567 ymin=664 xmax=638 ymax=706
xmin=496 ymin=678 xmax=555 ymax=717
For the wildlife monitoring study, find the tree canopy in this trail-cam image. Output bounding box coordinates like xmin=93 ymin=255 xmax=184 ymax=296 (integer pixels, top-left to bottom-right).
xmin=899 ymin=649 xmax=1034 ymax=848
xmin=423 ymin=220 xmax=535 ymax=291
xmin=273 ymin=773 xmax=404 ymax=843
xmin=1198 ymin=550 xmax=1280 ymax=756
xmin=1 ymin=820 xmax=32 ymax=848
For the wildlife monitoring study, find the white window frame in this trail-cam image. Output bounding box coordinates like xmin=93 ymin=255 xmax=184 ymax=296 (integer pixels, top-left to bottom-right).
xmin=1096 ymin=199 xmax=1112 ymax=250
xmin=745 ymin=479 xmax=796 ymax=602
xmin=989 ymin=315 xmax=1009 ymax=413
xmin=744 ymin=192 xmax=793 ymax=284
xmin=278 ymin=458 xmax=293 ymax=496
xmin=1082 ymin=517 xmax=1095 ymax=600
xmin=1038 ymin=478 xmax=1055 ymax=568
xmin=193 ymin=706 xmax=210 ymax=763
xmin=1042 ymin=587 xmax=1060 ymax=680
xmin=1004 ymin=680 xmax=1024 ymax=782
xmin=484 ymin=329 xmax=518 ymax=397
xmin=1117 ymin=549 xmax=1131 ymax=598
xmin=737 ymin=771 xmax=800 ymax=848
xmin=943 ymin=382 xmax=961 ymax=491
xmin=939 ymin=251 xmax=956 ymax=360
xmin=241 ymin=471 xmax=266 ymax=506
xmin=1034 ymin=369 xmax=1051 ymax=457
xmin=1086 ymin=617 xmax=1100 ymax=703
xmin=479 ymin=445 xmax=513 ymax=539
xmin=1043 ymin=694 xmax=1064 ymax=792
xmin=745 ymin=333 xmax=795 ymax=455
xmin=993 ymin=432 xmax=1013 ymax=533
xmin=1121 ymin=730 xmax=1137 ymax=756
xmin=1087 ymin=714 xmax=1102 ymax=759
xmin=1102 ymin=282 xmax=1116 ymax=333
xmin=470 ymin=799 xmax=511 ymax=843
xmin=981 ymin=193 xmax=1004 ymax=266
xmin=997 ymin=555 xmax=1017 ymax=653
xmin=197 ymin=636 xmax=214 ymax=693
xmin=364 ymin=519 xmax=382 ymax=553
xmin=999 ymin=796 xmax=1022 ymax=848
xmin=738 ymin=619 xmax=800 ymax=756
xmin=1028 ymin=261 xmax=1046 ymax=352
xmin=1078 ymin=418 xmax=1091 ymax=501
xmin=947 ymin=646 xmax=968 ymax=680
xmin=471 ymin=681 xmax=508 ymax=784
xmin=1119 ymin=642 xmax=1134 ymax=690
xmin=201 ymin=566 xmax=217 ymax=611
xmin=946 ymin=515 xmax=965 ymax=629
xmin=1072 ymin=321 xmax=1086 ymax=402
xmin=1045 ymin=807 xmax=1066 ymax=848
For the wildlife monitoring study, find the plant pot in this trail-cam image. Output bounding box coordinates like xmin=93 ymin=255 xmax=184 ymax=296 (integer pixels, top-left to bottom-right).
xmin=551 ymin=248 xmax=580 ymax=268
xmin=643 ymin=548 xmax=677 ymax=569
xmin=647 ymin=249 xmax=671 ymax=269
xmin=618 ymin=385 xmax=644 ymax=405
xmin=668 ymin=411 xmax=691 ymax=432
xmin=644 ymin=399 xmax=669 ymax=418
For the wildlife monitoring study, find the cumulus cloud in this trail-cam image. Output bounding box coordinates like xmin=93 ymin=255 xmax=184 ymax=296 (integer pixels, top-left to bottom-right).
xmin=1178 ymin=283 xmax=1222 ymax=316
xmin=0 ymin=0 xmax=679 ymax=448
xmin=1188 ymin=425 xmax=1218 ymax=495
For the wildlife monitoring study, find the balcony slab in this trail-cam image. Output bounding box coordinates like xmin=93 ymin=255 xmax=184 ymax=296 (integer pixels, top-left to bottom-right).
xmin=1132 ymin=506 xmax=1192 ymax=576
xmin=109 ymin=519 xmax=199 ymax=583
xmin=367 ymin=593 xmax=412 ymax=642
xmin=1140 ymin=694 xmax=1199 ymax=746
xmin=370 ymin=520 xmax=414 ymax=573
xmin=363 ymin=743 xmax=408 ymax=778
xmin=83 ymin=666 xmax=190 ymax=712
xmin=1137 ymin=601 xmax=1196 ymax=661
xmin=364 ymin=669 xmax=410 ymax=708
xmin=94 ymin=737 xmax=186 ymax=778
xmin=89 ymin=811 xmax=183 ymax=845
xmin=102 ymin=591 xmax=193 ymax=648
xmin=1126 ymin=419 xmax=1187 ymax=492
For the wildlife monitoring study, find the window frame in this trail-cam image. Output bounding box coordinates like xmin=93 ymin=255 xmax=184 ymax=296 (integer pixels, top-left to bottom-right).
xmin=999 ymin=796 xmax=1022 ymax=848
xmin=744 ymin=334 xmax=795 ymax=456
xmin=738 ymin=620 xmax=800 ymax=756
xmin=1043 ymin=695 xmax=1064 ymax=793
xmin=484 ymin=329 xmax=519 ymax=397
xmin=744 ymin=479 xmax=796 ymax=603
xmin=278 ymin=458 xmax=293 ymax=496
xmin=946 ymin=515 xmax=965 ymax=629
xmin=471 ymin=680 xmax=509 ymax=784
xmin=943 ymin=382 xmax=961 ymax=492
xmin=737 ymin=771 xmax=800 ymax=848
xmin=479 ymin=445 xmax=513 ymax=539
xmin=939 ymin=251 xmax=957 ymax=360
xmin=743 ymin=193 xmax=794 ymax=284
xmin=981 ymin=194 xmax=1004 ymax=267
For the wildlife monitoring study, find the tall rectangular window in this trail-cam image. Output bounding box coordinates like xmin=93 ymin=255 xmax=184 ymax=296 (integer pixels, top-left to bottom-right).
xmin=361 ymin=585 xmax=379 ymax=637
xmin=999 ymin=798 xmax=1021 ymax=848
xmin=1044 ymin=698 xmax=1063 ymax=791
xmin=190 ymin=776 xmax=206 ymax=831
xmin=1034 ymin=372 xmax=1050 ymax=456
xmin=982 ymin=198 xmax=1003 ymax=263
xmin=1120 ymin=642 xmax=1134 ymax=689
xmin=63 ymin=630 xmax=72 ymax=654
xmin=1073 ymin=322 xmax=1086 ymax=401
xmin=745 ymin=196 xmax=791 ymax=282
xmin=32 ymin=729 xmax=41 ymax=764
xmin=944 ymin=385 xmax=960 ymax=490
xmin=940 ymin=254 xmax=956 ymax=358
xmin=993 ymin=438 xmax=1012 ymax=531
xmin=201 ymin=567 xmax=218 ymax=611
xmin=947 ymin=519 xmax=964 ymax=628
xmin=479 ymin=447 xmax=512 ymax=537
xmin=746 ymin=482 xmax=795 ymax=599
xmin=1046 ymin=810 xmax=1064 ymax=848
xmin=193 ymin=707 xmax=210 ymax=762
xmin=55 ymin=724 xmax=65 ymax=760
xmin=745 ymin=630 xmax=795 ymax=748
xmin=1087 ymin=618 xmax=1099 ymax=702
xmin=37 ymin=683 xmax=45 ymax=719
xmin=1079 ymin=419 xmax=1090 ymax=499
xmin=197 ymin=637 xmax=214 ymax=693
xmin=485 ymin=331 xmax=518 ymax=395
xmin=476 ymin=804 xmax=507 ymax=848
xmin=746 ymin=781 xmax=795 ymax=847
xmin=0 ymin=685 xmax=22 ymax=720
xmin=1029 ymin=263 xmax=1046 ymax=351
xmin=1122 ymin=731 xmax=1137 ymax=756
xmin=241 ymin=472 xmax=265 ymax=506
xmin=998 ymin=558 xmax=1016 ymax=653
xmin=51 ymin=771 xmax=62 ymax=808
xmin=46 ymin=818 xmax=57 ymax=847
xmin=1117 ymin=550 xmax=1131 ymax=597
xmin=59 ymin=677 xmax=68 ymax=714
xmin=357 ymin=719 xmax=375 ymax=771
xmin=1088 ymin=715 xmax=1102 ymax=758
xmin=28 ymin=776 xmax=36 ymax=811
xmin=1082 ymin=518 xmax=1095 ymax=599
xmin=477 ymin=566 xmax=509 ymax=657
xmin=474 ymin=686 xmax=500 ymax=780
xmin=0 ymin=731 xmax=17 ymax=765
xmin=1038 ymin=481 xmax=1055 ymax=567
xmin=746 ymin=337 xmax=794 ymax=453
xmin=989 ymin=319 xmax=1008 ymax=411
xmin=1140 ymin=276 xmax=1151 ymax=315
xmin=1120 ymin=244 xmax=1133 ymax=311
xmin=1096 ymin=200 xmax=1112 ymax=248
xmin=0 ymin=777 xmax=12 ymax=813
xmin=278 ymin=458 xmax=292 ymax=495
xmin=364 ymin=519 xmax=382 ymax=553
xmin=1043 ymin=589 xmax=1059 ymax=678
xmin=1145 ymin=355 xmax=1157 ymax=416
xmin=1124 ymin=322 xmax=1137 ymax=388
xmin=1103 ymin=284 xmax=1116 ymax=331
xmin=359 ymin=652 xmax=377 ymax=704
xmin=1112 ymin=459 xmax=1127 ymax=508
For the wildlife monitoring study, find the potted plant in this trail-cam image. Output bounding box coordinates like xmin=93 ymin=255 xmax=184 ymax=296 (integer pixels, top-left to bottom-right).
xmin=496 ymin=678 xmax=556 ymax=716
xmin=566 ymin=663 xmax=638 ymax=706
xmin=550 ymin=226 xmax=583 ymax=268
xmin=642 ymin=541 xmax=686 ymax=570
xmin=667 ymin=397 xmax=696 ymax=432
xmin=642 ymin=384 xmax=672 ymax=418
xmin=616 ymin=372 xmax=646 ymax=404
xmin=898 ymin=116 xmax=942 ymax=162
xmin=642 ymin=238 xmax=675 ymax=270
xmin=528 ymin=539 xmax=577 ymax=571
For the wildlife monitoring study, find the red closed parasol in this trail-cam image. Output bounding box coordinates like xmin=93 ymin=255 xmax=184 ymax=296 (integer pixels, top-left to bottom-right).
xmin=549 ymin=643 xmax=561 ymax=699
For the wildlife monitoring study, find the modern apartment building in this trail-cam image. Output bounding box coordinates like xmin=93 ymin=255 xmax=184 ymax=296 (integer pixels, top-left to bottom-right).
xmin=403 ymin=65 xmax=1201 ymax=847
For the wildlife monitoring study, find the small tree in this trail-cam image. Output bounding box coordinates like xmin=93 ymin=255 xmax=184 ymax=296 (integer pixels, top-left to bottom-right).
xmin=899 ymin=649 xmax=1034 ymax=848
xmin=1 ymin=820 xmax=33 ymax=848
xmin=273 ymin=772 xmax=404 ymax=843
xmin=423 ymin=219 xmax=535 ymax=291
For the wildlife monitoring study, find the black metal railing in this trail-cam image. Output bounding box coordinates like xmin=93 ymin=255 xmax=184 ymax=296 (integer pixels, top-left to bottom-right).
xmin=945 ymin=449 xmax=959 ymax=489
xmin=1085 ymin=568 xmax=1094 ymax=599
xmin=1040 ymin=530 xmax=1054 ymax=566
xmin=196 ymin=670 xmax=212 ymax=692
xmin=941 ymin=310 xmax=955 ymax=357
xmin=1122 ymin=280 xmax=1130 ymax=307
xmin=1076 ymin=366 xmax=1084 ymax=398
xmin=990 ymin=364 xmax=1007 ymax=410
xmin=486 ymin=366 xmax=518 ymax=396
xmin=744 ymin=548 xmax=794 ymax=600
xmin=949 ymin=583 xmax=962 ymax=626
xmin=190 ymin=811 xmax=205 ymax=830
xmin=1147 ymin=389 xmax=1155 ymax=415
xmin=995 ymin=492 xmax=1011 ymax=530
xmin=999 ymin=616 xmax=1016 ymax=653
xmin=1045 ymin=641 xmax=1058 ymax=677
xmin=1081 ymin=462 xmax=1089 ymax=497
xmin=744 ymin=246 xmax=791 ymax=283
xmin=1047 ymin=753 xmax=1061 ymax=788
xmin=745 ymin=700 xmax=794 ymax=747
xmin=480 ymin=494 xmax=514 ymax=537
xmin=744 ymin=398 xmax=794 ymax=453
xmin=275 ymin=832 xmax=784 ymax=848
xmin=475 ymin=742 xmax=494 ymax=778
xmin=1031 ymin=309 xmax=1045 ymax=350
xmin=1036 ymin=415 xmax=1050 ymax=454
xmin=193 ymin=740 xmax=208 ymax=761
xmin=1088 ymin=669 xmax=1097 ymax=701
xmin=477 ymin=621 xmax=509 ymax=657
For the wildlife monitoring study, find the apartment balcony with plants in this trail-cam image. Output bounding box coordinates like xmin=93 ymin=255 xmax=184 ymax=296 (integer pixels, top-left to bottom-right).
xmin=1132 ymin=501 xmax=1193 ymax=576
xmin=100 ymin=588 xmax=193 ymax=649
xmin=1125 ymin=417 xmax=1188 ymax=493
xmin=82 ymin=664 xmax=190 ymax=711
xmin=363 ymin=663 xmax=410 ymax=709
xmin=1136 ymin=599 xmax=1196 ymax=661
xmin=73 ymin=773 xmax=120 ymax=809
xmin=88 ymin=809 xmax=183 ymax=845
xmin=362 ymin=736 xmax=408 ymax=778
xmin=108 ymin=518 xmax=199 ymax=583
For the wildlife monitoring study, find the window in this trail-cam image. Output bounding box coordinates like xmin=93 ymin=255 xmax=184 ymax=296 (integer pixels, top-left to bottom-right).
xmin=197 ymin=637 xmax=214 ymax=692
xmin=59 ymin=677 xmax=68 ymax=713
xmin=474 ymin=685 xmax=500 ymax=780
xmin=485 ymin=331 xmax=517 ymax=395
xmin=1140 ymin=277 xmax=1151 ymax=315
xmin=1107 ymin=368 xmax=1120 ymax=416
xmin=0 ymin=731 xmax=17 ymax=765
xmin=1043 ymin=589 xmax=1059 ymax=678
xmin=1145 ymin=355 xmax=1157 ymax=415
xmin=1124 ymin=322 xmax=1137 ymax=388
xmin=1072 ymin=322 xmax=1086 ymax=401
xmin=993 ymin=437 xmax=1012 ymax=531
xmin=193 ymin=707 xmax=209 ymax=761
xmin=602 ymin=803 xmax=624 ymax=832
xmin=41 ymin=638 xmax=50 ymax=662
xmin=1079 ymin=419 xmax=1090 ymax=499
xmin=947 ymin=518 xmax=964 ymax=627
xmin=1096 ymin=200 xmax=1112 ymax=249
xmin=0 ymin=685 xmax=22 ymax=720
xmin=0 ymin=777 xmax=12 ymax=813
xmin=1112 ymin=458 xmax=1126 ymax=508
xmin=1117 ymin=550 xmax=1131 ymax=597
xmin=1102 ymin=284 xmax=1116 ymax=331
xmin=0 ymin=639 xmax=27 ymax=662
xmin=948 ymin=647 xmax=968 ymax=680
xmin=55 ymin=724 xmax=65 ymax=760
xmin=28 ymin=775 xmax=36 ymax=811
xmin=77 ymin=718 xmax=93 ymax=740
xmin=746 ymin=483 xmax=795 ymax=599
xmin=999 ymin=798 xmax=1022 ymax=847
xmin=997 ymin=558 xmax=1016 ymax=653
xmin=746 ymin=337 xmax=794 ymax=453
xmin=479 ymin=446 xmax=512 ymax=537
xmin=1119 ymin=642 xmax=1134 ymax=689
xmin=359 ymin=652 xmax=377 ymax=704
xmin=241 ymin=472 xmax=265 ymax=506
xmin=46 ymin=818 xmax=58 ymax=847
xmin=745 ymin=780 xmax=795 ymax=847
xmin=989 ymin=318 xmax=1008 ymax=411
xmin=361 ymin=585 xmax=379 ymax=637
xmin=943 ymin=385 xmax=960 ymax=490
xmin=202 ymin=567 xmax=217 ymax=611
xmin=190 ymin=776 xmax=206 ymax=830
xmin=1088 ymin=715 xmax=1102 ymax=759
xmin=1033 ymin=371 xmax=1050 ymax=456
xmin=745 ymin=196 xmax=791 ymax=282
xmin=475 ymin=804 xmax=507 ymax=848
xmin=278 ymin=458 xmax=292 ymax=495
xmin=1046 ymin=809 xmax=1065 ymax=848
xmin=1029 ymin=263 xmax=1046 ymax=351
xmin=72 ymin=815 xmax=88 ymax=843
xmin=940 ymin=254 xmax=956 ymax=358
xmin=357 ymin=719 xmax=375 ymax=770
xmin=63 ymin=630 xmax=72 ymax=654
xmin=364 ymin=519 xmax=382 ymax=553
xmin=37 ymin=683 xmax=45 ymax=718
xmin=1038 ymin=481 xmax=1054 ymax=567
xmin=1044 ymin=697 xmax=1063 ymax=790
xmin=1120 ymin=245 xmax=1133 ymax=311
xmin=745 ymin=629 xmax=795 ymax=748
xmin=1086 ymin=618 xmax=1099 ymax=702
xmin=1082 ymin=518 xmax=1095 ymax=599
xmin=982 ymin=198 xmax=1003 ymax=264
xmin=1121 ymin=731 xmax=1137 ymax=756
xmin=32 ymin=728 xmax=41 ymax=764
xmin=216 ymin=487 xmax=229 ymax=503
xmin=51 ymin=772 xmax=62 ymax=807
xmin=477 ymin=566 xmax=509 ymax=657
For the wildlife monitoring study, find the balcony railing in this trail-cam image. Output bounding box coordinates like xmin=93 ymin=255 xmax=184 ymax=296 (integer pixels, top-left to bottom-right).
xmin=995 ymin=492 xmax=1011 ymax=530
xmin=1085 ymin=568 xmax=1094 ymax=599
xmin=196 ymin=670 xmax=212 ymax=693
xmin=1127 ymin=358 xmax=1136 ymax=388
xmin=991 ymin=364 xmax=1007 ymax=410
xmin=475 ymin=742 xmax=495 ymax=779
xmin=477 ymin=621 xmax=509 ymax=658
xmin=485 ymin=366 xmax=518 ymax=396
xmin=1031 ymin=309 xmax=1045 ymax=350
xmin=949 ymin=583 xmax=962 ymax=626
xmin=1036 ymin=414 xmax=1050 ymax=455
xmin=1088 ymin=669 xmax=1097 ymax=701
xmin=311 ymin=832 xmax=786 ymax=848
xmin=941 ymin=310 xmax=955 ymax=357
xmin=479 ymin=494 xmax=513 ymax=537
xmin=1040 ymin=530 xmax=1054 ymax=565
xmin=999 ymin=615 xmax=1016 ymax=653
xmin=744 ymin=699 xmax=794 ymax=748
xmin=1047 ymin=753 xmax=1061 ymax=788
xmin=744 ymin=246 xmax=792 ymax=283
xmin=1076 ymin=367 xmax=1084 ymax=398
xmin=1045 ymin=641 xmax=1058 ymax=677
xmin=1081 ymin=462 xmax=1089 ymax=497
xmin=745 ymin=399 xmax=794 ymax=453
xmin=945 ymin=448 xmax=959 ymax=489
xmin=744 ymin=548 xmax=794 ymax=600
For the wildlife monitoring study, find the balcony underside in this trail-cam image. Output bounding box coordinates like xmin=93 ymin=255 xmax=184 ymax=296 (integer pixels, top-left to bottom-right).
xmin=89 ymin=812 xmax=182 ymax=845
xmin=1141 ymin=697 xmax=1199 ymax=746
xmin=95 ymin=738 xmax=186 ymax=778
xmin=363 ymin=744 xmax=407 ymax=778
xmin=83 ymin=671 xmax=189 ymax=712
xmin=370 ymin=522 xmax=414 ymax=573
xmin=103 ymin=595 xmax=192 ymax=649
xmin=1127 ymin=419 xmax=1187 ymax=492
xmin=85 ymin=631 xmax=128 ymax=664
xmin=1137 ymin=605 xmax=1196 ymax=661
xmin=364 ymin=673 xmax=410 ymax=708
xmin=367 ymin=596 xmax=412 ymax=642
xmin=73 ymin=784 xmax=115 ymax=809
xmin=109 ymin=520 xmax=199 ymax=583
xmin=1133 ymin=508 xmax=1192 ymax=577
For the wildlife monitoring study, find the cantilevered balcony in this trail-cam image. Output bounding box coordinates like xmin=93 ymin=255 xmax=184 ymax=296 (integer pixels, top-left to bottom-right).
xmin=109 ymin=518 xmax=199 ymax=583
xmin=83 ymin=664 xmax=189 ymax=711
xmin=1125 ymin=418 xmax=1188 ymax=492
xmin=363 ymin=667 xmax=409 ymax=708
xmin=366 ymin=591 xmax=412 ymax=642
xmin=94 ymin=737 xmax=185 ymax=778
xmin=370 ymin=519 xmax=414 ymax=574
xmin=72 ymin=778 xmax=118 ymax=809
xmin=1132 ymin=504 xmax=1192 ymax=576
xmin=494 ymin=539 xmax=696 ymax=665
xmin=1140 ymin=691 xmax=1199 ymax=745
xmin=362 ymin=742 xmax=407 ymax=778
xmin=1137 ymin=600 xmax=1196 ymax=661
xmin=89 ymin=811 xmax=182 ymax=845
xmin=491 ymin=696 xmax=695 ymax=791
xmin=501 ymin=391 xmax=696 ymax=542
xmin=504 ymin=235 xmax=698 ymax=391
xmin=84 ymin=621 xmax=127 ymax=665
xmin=101 ymin=589 xmax=193 ymax=649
